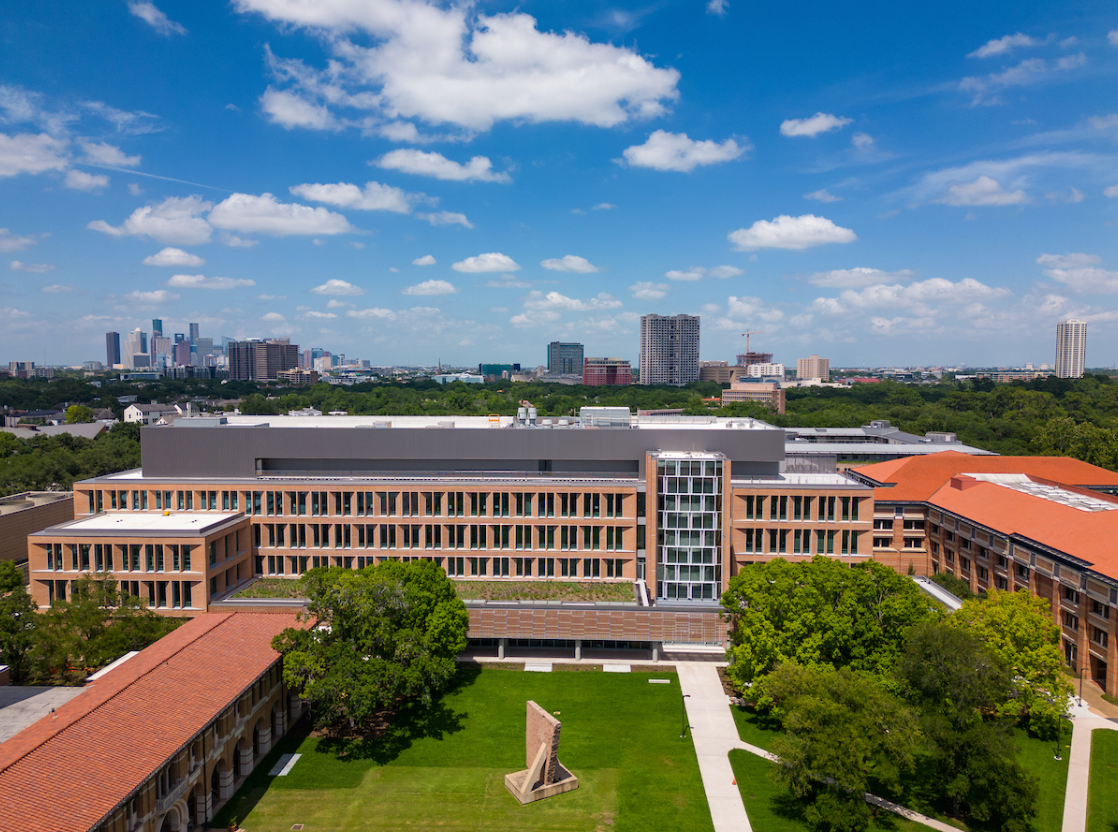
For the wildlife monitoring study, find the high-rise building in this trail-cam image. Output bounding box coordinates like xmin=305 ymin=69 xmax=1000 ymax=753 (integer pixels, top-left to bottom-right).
xmin=639 ymin=314 xmax=699 ymax=385
xmin=228 ymin=339 xmax=300 ymax=381
xmin=151 ymin=318 xmax=163 ymax=338
xmin=105 ymin=332 xmax=121 ymax=367
xmin=736 ymin=352 xmax=773 ymax=367
xmin=124 ymin=328 xmax=148 ymax=370
xmin=582 ymin=357 xmax=632 ymax=386
xmin=189 ymin=322 xmax=200 ymax=343
xmin=173 ymin=340 xmax=192 ymax=367
xmin=547 ymin=342 xmax=584 ymax=375
xmin=1055 ymin=319 xmax=1086 ymax=379
xmin=796 ymin=354 xmax=830 ymax=381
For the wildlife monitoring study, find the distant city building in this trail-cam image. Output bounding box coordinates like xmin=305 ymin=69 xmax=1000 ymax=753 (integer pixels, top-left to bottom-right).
xmin=8 ymin=361 xmax=34 ymax=379
xmin=1055 ymin=319 xmax=1086 ymax=378
xmin=721 ymin=380 xmax=786 ymax=413
xmin=433 ymin=373 xmax=484 ymax=385
xmin=547 ymin=342 xmax=584 ymax=375
xmin=152 ymin=318 xmax=163 ymax=338
xmin=277 ymin=368 xmax=320 ymax=386
xmin=82 ymin=361 xmax=103 ymax=372
xmin=582 ymin=357 xmax=632 ymax=386
xmin=698 ymin=361 xmax=742 ymax=385
xmin=639 ymin=314 xmax=699 ymax=385
xmin=479 ymin=363 xmax=520 ymax=382
xmin=189 ymin=322 xmax=200 ymax=343
xmin=796 ymin=355 xmax=830 ymax=381
xmin=124 ymin=328 xmax=149 ymax=370
xmin=227 ymin=339 xmax=300 ymax=381
xmin=744 ymin=362 xmax=785 ymax=379
xmin=736 ymin=351 xmax=773 ymax=367
xmin=105 ymin=331 xmax=121 ymax=367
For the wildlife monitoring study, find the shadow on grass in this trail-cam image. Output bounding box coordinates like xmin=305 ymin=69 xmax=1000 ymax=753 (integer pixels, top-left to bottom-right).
xmin=313 ymin=664 xmax=481 ymax=765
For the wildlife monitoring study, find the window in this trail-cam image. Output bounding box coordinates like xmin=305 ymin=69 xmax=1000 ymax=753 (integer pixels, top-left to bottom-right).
xmin=873 ymin=537 xmax=892 ymax=549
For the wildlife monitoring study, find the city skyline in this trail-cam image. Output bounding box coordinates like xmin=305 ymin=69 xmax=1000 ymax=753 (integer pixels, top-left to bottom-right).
xmin=1 ymin=1 xmax=1117 ymax=367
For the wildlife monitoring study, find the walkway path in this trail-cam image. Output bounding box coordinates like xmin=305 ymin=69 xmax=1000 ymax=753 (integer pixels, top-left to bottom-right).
xmin=1061 ymin=697 xmax=1118 ymax=832
xmin=678 ymin=663 xmax=756 ymax=832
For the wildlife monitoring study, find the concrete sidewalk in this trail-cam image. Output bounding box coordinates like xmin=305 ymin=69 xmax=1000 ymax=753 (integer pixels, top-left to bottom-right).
xmin=678 ymin=663 xmax=754 ymax=832
xmin=1061 ymin=699 xmax=1118 ymax=832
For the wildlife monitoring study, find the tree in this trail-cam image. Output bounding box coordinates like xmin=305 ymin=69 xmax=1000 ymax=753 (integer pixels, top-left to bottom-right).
xmin=898 ymin=621 xmax=1039 ymax=831
xmin=273 ymin=561 xmax=469 ymax=729
xmin=0 ymin=561 xmax=22 ymax=593
xmin=947 ymin=589 xmax=1072 ymax=736
xmin=26 ymin=574 xmax=181 ymax=685
xmin=721 ymin=557 xmax=938 ymax=688
xmin=65 ymin=404 xmax=95 ymax=424
xmin=758 ymin=664 xmax=920 ymax=832
xmin=0 ymin=575 xmax=37 ymax=684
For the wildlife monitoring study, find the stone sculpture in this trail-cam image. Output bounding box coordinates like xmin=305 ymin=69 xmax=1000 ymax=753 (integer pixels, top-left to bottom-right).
xmin=504 ymin=700 xmax=579 ymax=804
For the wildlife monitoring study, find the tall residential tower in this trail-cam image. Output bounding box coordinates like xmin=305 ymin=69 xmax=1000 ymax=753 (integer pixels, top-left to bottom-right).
xmin=639 ymin=314 xmax=700 ymax=385
xmin=1055 ymin=319 xmax=1086 ymax=378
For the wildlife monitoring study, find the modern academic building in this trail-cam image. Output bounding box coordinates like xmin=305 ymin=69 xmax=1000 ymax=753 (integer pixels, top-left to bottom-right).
xmin=851 ymin=451 xmax=1118 ymax=696
xmin=27 ymin=410 xmax=873 ymax=652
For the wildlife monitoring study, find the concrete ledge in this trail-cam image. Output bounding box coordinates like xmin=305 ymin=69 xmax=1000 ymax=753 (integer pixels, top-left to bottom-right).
xmin=504 ymin=765 xmax=579 ymax=804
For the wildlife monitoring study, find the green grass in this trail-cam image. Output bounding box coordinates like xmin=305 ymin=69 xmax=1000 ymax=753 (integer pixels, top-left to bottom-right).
xmin=730 ymin=705 xmax=781 ymax=751
xmin=214 ymin=667 xmax=712 ymax=832
xmin=454 ymin=580 xmax=635 ymax=602
xmin=1087 ymin=730 xmax=1118 ymax=832
xmin=1013 ymin=727 xmax=1070 ymax=832
xmin=230 ymin=577 xmax=305 ymax=599
xmin=728 ymin=750 xmax=929 ymax=832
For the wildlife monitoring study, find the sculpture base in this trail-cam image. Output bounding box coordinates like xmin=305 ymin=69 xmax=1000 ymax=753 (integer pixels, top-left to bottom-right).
xmin=504 ymin=762 xmax=579 ymax=804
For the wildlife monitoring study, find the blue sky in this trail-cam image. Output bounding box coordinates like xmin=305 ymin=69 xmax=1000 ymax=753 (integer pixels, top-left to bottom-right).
xmin=1 ymin=0 xmax=1117 ymax=369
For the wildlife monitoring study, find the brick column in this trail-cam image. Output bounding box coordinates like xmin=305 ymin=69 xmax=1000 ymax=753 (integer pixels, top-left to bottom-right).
xmin=218 ymin=768 xmax=234 ymax=800
xmin=257 ymin=726 xmax=272 ymax=756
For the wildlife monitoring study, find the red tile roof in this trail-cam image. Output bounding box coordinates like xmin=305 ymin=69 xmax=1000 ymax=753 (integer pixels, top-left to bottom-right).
xmin=928 ymin=475 xmax=1118 ymax=581
xmin=851 ymin=451 xmax=1118 ymax=502
xmin=0 ymin=612 xmax=304 ymax=832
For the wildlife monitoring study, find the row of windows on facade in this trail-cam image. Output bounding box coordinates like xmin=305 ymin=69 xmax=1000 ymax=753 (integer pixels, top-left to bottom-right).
xmin=42 ymin=542 xmax=198 ymax=573
xmin=44 ymin=577 xmax=194 ymax=608
xmin=87 ymin=488 xmax=633 ymax=519
xmin=253 ymin=522 xmax=634 ymax=551
xmin=739 ymin=528 xmax=860 ymax=555
xmin=740 ymin=495 xmax=865 ymax=522
xmin=257 ymin=553 xmax=628 ymax=579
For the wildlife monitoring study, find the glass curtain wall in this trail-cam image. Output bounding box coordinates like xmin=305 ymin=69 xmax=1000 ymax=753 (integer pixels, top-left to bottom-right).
xmin=656 ymin=455 xmax=723 ymax=601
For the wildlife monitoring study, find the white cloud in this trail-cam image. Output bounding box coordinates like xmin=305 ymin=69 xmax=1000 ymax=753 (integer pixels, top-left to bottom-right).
xmin=256 ymin=294 xmax=286 ymax=300
xmin=709 ymin=265 xmax=743 ymax=279
xmin=234 ymin=1 xmax=680 ymax=133
xmin=666 ymin=267 xmax=705 ymax=282
xmin=808 ymin=267 xmax=916 ymax=289
xmin=311 ymin=279 xmax=365 ymax=296
xmin=729 ymin=214 xmax=857 ymax=250
xmin=968 ymin=33 xmax=1043 ymax=59
xmin=523 ymin=290 xmax=622 ymax=311
xmin=540 ymin=255 xmax=600 ymax=273
xmin=40 ymin=284 xmax=74 ymax=293
xmin=64 ymin=169 xmax=109 ymax=191
xmin=592 ymin=202 xmax=616 ymax=211
xmin=289 ymin=180 xmax=413 ymax=213
xmin=1038 ymin=253 xmax=1118 ymax=294
xmin=261 ymin=88 xmax=338 ymax=130
xmin=298 ymin=310 xmax=337 ymax=319
xmin=127 ymin=289 xmax=179 ymax=303
xmin=412 ymin=254 xmax=436 ymax=266
xmin=706 ymin=0 xmax=727 ymax=15
xmin=143 ymin=247 xmax=205 ymax=267
xmin=619 ymin=130 xmax=748 ymax=172
xmin=0 ymin=230 xmax=37 ymax=252
xmin=376 ymin=150 xmax=511 ymax=183
xmin=453 ymin=252 xmax=520 ymax=273
xmin=261 ymin=311 xmax=285 ymax=322
xmin=1045 ymin=187 xmax=1085 ymax=203
xmin=936 ymin=175 xmax=1028 ymax=206
xmin=402 ymin=279 xmax=458 ymax=296
xmin=80 ymin=141 xmax=141 ymax=167
xmin=812 ymin=277 xmax=1010 ymax=315
xmin=167 ymin=274 xmax=256 ymax=290
xmin=128 ymin=1 xmax=187 ymax=35
xmin=127 ymin=183 xmax=143 ymax=196
xmin=482 ymin=274 xmax=532 ymax=288
xmin=416 ymin=211 xmax=473 ymax=228
xmin=209 ymin=192 xmax=354 ymax=236
xmin=88 ymin=195 xmax=213 ymax=245
xmin=1105 ymin=184 xmax=1118 ymax=198
xmin=221 ymin=233 xmax=259 ymax=248
xmin=10 ymin=260 xmax=54 ymax=273
xmin=851 ymin=132 xmax=874 ymax=149
xmin=779 ymin=113 xmax=852 ymax=137
xmin=0 ymin=133 xmax=69 ymax=178
xmin=725 ymin=296 xmax=785 ymax=323
xmin=347 ymin=307 xmax=397 ymax=320
xmin=630 ymin=281 xmax=668 ymax=300
xmin=804 ymin=189 xmax=841 ymax=202
xmin=1109 ymin=31 xmax=1118 ymax=46
xmin=961 ymin=55 xmax=1087 ymax=104
xmin=510 ymin=310 xmax=560 ymax=327
xmin=326 ymin=299 xmax=354 ymax=309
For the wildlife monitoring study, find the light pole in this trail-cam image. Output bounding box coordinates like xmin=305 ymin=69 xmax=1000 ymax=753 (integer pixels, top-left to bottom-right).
xmin=1080 ymin=666 xmax=1086 ymax=707
xmin=681 ymin=694 xmax=691 ymax=739
xmin=1055 ymin=713 xmax=1072 ymax=762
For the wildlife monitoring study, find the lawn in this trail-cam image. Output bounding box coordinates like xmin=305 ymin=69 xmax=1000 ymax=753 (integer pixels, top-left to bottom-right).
xmin=1087 ymin=729 xmax=1118 ymax=832
xmin=454 ymin=580 xmax=635 ymax=602
xmin=214 ymin=667 xmax=712 ymax=832
xmin=729 ymin=707 xmax=1068 ymax=832
xmin=230 ymin=577 xmax=305 ymax=599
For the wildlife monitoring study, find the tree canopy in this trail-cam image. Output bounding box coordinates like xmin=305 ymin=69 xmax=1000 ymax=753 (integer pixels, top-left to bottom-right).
xmin=721 ymin=557 xmax=938 ymax=687
xmin=273 ymin=561 xmax=469 ymax=729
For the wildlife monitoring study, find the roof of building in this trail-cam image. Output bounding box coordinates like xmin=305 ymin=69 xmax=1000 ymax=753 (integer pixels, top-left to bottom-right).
xmin=928 ymin=474 xmax=1118 ymax=581
xmin=0 ymin=424 xmax=108 ymax=441
xmin=31 ymin=511 xmax=243 ymax=537
xmin=850 ymin=451 xmax=1118 ymax=502
xmin=0 ymin=491 xmax=72 ymax=517
xmin=127 ymin=403 xmax=173 ymax=413
xmin=0 ymin=613 xmax=304 ymax=832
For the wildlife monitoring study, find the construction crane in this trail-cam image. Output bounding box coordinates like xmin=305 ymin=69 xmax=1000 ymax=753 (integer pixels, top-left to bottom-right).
xmin=741 ymin=330 xmax=764 ymax=354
